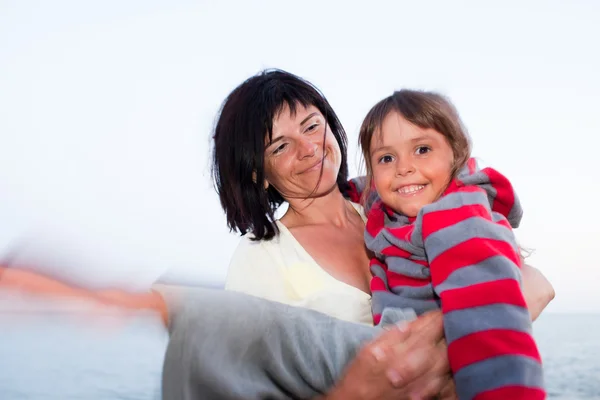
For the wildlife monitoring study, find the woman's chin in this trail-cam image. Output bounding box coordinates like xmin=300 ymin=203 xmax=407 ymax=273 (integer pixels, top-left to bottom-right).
xmin=309 ymin=180 xmax=340 ymax=198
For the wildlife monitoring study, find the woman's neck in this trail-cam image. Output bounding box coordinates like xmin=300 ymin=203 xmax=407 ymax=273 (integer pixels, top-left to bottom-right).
xmin=281 ymin=188 xmax=356 ymax=229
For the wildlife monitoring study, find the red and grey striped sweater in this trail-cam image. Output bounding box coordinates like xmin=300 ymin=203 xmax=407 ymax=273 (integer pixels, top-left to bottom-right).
xmin=347 ymin=158 xmax=545 ymax=400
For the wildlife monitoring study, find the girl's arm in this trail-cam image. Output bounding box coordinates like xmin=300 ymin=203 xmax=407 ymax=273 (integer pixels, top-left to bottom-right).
xmin=0 ymin=265 xmax=169 ymax=325
xmin=0 ymin=261 xmax=553 ymax=328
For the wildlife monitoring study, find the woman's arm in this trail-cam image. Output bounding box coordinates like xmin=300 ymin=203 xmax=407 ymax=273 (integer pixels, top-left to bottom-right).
xmin=521 ymin=263 xmax=555 ymax=321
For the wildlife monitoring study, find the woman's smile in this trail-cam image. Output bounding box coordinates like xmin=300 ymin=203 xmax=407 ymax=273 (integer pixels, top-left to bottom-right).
xmin=299 ymin=152 xmax=328 ymax=175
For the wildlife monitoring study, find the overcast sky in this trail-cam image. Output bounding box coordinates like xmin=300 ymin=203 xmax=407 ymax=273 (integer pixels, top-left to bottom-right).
xmin=1 ymin=0 xmax=598 ymax=313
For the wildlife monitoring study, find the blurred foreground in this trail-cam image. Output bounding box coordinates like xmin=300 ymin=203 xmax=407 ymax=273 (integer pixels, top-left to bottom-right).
xmin=1 ymin=287 xmax=599 ymax=399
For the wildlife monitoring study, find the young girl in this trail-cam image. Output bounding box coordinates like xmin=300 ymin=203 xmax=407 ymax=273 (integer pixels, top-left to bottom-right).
xmin=354 ymin=89 xmax=545 ymax=400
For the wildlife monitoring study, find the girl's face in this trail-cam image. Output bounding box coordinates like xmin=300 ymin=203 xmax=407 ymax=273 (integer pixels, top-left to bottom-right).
xmin=263 ymin=103 xmax=342 ymax=200
xmin=369 ymin=112 xmax=454 ymax=217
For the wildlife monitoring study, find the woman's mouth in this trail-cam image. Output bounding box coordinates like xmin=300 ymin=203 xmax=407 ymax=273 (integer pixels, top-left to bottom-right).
xmin=300 ymin=153 xmax=327 ymax=174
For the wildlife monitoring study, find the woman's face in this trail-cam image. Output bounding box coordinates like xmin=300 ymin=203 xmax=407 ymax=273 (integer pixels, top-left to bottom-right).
xmin=263 ymin=103 xmax=342 ymax=200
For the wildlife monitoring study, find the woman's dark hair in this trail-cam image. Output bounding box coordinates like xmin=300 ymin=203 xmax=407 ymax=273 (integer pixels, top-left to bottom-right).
xmin=211 ymin=69 xmax=349 ymax=240
xmin=359 ymin=89 xmax=471 ymax=204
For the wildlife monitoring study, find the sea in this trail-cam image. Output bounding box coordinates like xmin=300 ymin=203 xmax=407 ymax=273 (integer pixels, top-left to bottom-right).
xmin=0 ymin=311 xmax=598 ymax=399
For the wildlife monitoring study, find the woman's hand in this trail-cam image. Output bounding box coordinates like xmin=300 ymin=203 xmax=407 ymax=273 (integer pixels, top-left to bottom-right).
xmin=521 ymin=264 xmax=555 ymax=321
xmin=324 ymin=311 xmax=455 ymax=400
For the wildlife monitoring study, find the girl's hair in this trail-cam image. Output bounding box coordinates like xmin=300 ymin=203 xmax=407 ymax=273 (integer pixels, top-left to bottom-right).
xmin=211 ymin=69 xmax=350 ymax=241
xmin=358 ymin=89 xmax=472 ymax=202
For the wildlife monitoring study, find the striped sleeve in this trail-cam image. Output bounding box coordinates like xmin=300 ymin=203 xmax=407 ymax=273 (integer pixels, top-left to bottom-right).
xmin=419 ymin=186 xmax=545 ymax=400
xmin=346 ymin=176 xmax=381 ymax=215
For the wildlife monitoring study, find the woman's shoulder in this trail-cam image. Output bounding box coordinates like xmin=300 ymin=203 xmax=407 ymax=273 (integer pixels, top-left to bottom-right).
xmin=349 ymin=201 xmax=366 ymax=222
xmin=227 ymin=235 xmax=272 ymax=273
xmin=228 ymin=225 xmax=289 ymax=260
xmin=224 ymin=227 xmax=296 ymax=296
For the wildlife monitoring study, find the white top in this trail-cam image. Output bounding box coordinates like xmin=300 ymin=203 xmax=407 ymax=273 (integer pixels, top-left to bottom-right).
xmin=225 ymin=202 xmax=373 ymax=326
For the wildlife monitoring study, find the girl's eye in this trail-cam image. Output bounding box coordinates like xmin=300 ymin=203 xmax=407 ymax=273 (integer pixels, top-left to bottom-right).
xmin=273 ymin=143 xmax=288 ymax=155
xmin=378 ymin=155 xmax=394 ymax=164
xmin=415 ymin=146 xmax=431 ymax=155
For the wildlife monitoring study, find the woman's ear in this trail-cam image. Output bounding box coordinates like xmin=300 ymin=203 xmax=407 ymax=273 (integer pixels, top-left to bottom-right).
xmin=252 ymin=171 xmax=270 ymax=190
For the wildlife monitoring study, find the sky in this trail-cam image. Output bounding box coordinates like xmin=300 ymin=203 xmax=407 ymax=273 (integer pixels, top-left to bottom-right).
xmin=0 ymin=0 xmax=598 ymax=313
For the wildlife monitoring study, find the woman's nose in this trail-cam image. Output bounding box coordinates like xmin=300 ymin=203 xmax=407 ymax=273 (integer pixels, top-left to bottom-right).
xmin=298 ymin=138 xmax=318 ymax=159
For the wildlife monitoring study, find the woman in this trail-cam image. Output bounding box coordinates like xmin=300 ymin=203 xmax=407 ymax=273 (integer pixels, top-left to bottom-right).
xmin=0 ymin=69 xmax=554 ymax=400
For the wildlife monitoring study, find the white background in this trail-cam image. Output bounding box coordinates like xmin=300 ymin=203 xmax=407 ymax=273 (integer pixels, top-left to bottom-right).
xmin=1 ymin=0 xmax=598 ymax=312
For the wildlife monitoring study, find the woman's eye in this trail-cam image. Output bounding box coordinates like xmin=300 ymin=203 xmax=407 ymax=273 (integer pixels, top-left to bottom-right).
xmin=305 ymin=123 xmax=319 ymax=133
xmin=273 ymin=143 xmax=288 ymax=154
xmin=415 ymin=146 xmax=431 ymax=155
xmin=378 ymin=155 xmax=394 ymax=164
